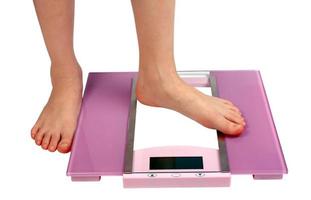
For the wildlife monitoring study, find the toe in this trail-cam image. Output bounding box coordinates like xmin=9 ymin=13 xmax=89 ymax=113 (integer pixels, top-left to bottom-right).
xmin=225 ymin=110 xmax=245 ymax=126
xmin=225 ymin=104 xmax=242 ymax=115
xmin=57 ymin=140 xmax=72 ymax=153
xmin=227 ymin=122 xmax=244 ymax=135
xmin=31 ymin=125 xmax=40 ymax=139
xmin=41 ymin=134 xmax=51 ymax=150
xmin=34 ymin=129 xmax=45 ymax=146
xmin=216 ymin=97 xmax=242 ymax=115
xmin=48 ymin=134 xmax=61 ymax=152
xmin=215 ymin=116 xmax=244 ymax=135
xmin=57 ymin=132 xmax=74 ymax=154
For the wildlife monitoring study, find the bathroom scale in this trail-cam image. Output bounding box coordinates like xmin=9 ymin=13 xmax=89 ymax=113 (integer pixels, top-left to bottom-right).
xmin=66 ymin=70 xmax=288 ymax=188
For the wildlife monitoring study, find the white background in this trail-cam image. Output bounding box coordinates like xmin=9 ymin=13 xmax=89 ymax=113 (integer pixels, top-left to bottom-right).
xmin=0 ymin=0 xmax=310 ymax=199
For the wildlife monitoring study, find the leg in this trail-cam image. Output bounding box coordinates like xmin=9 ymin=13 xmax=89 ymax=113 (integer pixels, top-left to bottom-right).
xmin=131 ymin=0 xmax=245 ymax=135
xmin=31 ymin=0 xmax=82 ymax=153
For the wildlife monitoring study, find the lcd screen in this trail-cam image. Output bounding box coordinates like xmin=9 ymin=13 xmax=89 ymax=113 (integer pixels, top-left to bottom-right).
xmin=150 ymin=156 xmax=204 ymax=170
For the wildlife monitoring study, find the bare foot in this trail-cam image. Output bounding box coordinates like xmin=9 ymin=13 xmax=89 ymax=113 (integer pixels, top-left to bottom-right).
xmin=136 ymin=69 xmax=245 ymax=135
xmin=31 ymin=64 xmax=82 ymax=153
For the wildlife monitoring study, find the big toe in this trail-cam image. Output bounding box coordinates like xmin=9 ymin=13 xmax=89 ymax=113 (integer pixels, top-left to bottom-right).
xmin=57 ymin=134 xmax=74 ymax=153
xmin=216 ymin=116 xmax=244 ymax=135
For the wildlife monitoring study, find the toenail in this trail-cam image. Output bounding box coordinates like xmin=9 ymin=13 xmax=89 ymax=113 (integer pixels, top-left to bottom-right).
xmin=61 ymin=143 xmax=68 ymax=147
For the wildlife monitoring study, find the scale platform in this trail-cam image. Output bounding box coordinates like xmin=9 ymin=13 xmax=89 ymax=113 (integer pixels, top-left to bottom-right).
xmin=66 ymin=70 xmax=287 ymax=188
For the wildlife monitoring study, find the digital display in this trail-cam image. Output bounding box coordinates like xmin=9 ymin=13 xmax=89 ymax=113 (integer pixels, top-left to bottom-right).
xmin=149 ymin=157 xmax=203 ymax=170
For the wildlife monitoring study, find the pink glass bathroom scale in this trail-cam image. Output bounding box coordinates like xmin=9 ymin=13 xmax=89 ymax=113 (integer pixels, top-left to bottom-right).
xmin=66 ymin=70 xmax=288 ymax=188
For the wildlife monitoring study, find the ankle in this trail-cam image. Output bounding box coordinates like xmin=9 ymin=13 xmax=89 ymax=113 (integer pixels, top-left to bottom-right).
xmin=139 ymin=58 xmax=179 ymax=81
xmin=136 ymin=67 xmax=184 ymax=107
xmin=50 ymin=63 xmax=82 ymax=89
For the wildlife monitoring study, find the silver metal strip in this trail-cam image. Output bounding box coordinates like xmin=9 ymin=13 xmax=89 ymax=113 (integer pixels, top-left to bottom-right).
xmin=177 ymin=70 xmax=210 ymax=78
xmin=124 ymin=79 xmax=138 ymax=174
xmin=209 ymin=75 xmax=230 ymax=172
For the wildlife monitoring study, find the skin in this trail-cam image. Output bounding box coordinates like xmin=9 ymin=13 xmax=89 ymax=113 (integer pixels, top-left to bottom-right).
xmin=31 ymin=0 xmax=245 ymax=153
